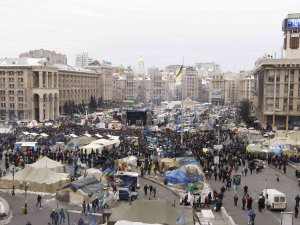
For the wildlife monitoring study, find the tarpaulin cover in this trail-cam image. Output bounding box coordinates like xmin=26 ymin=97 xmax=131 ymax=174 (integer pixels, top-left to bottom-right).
xmin=176 ymin=157 xmax=199 ymax=166
xmin=164 ymin=169 xmax=191 ymax=186
xmin=70 ymin=176 xmax=100 ymax=192
xmin=269 ymin=145 xmax=282 ymax=155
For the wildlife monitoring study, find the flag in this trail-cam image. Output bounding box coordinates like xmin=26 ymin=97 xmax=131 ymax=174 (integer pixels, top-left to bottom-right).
xmin=176 ymin=212 xmax=185 ymax=224
xmin=176 ymin=65 xmax=184 ymax=78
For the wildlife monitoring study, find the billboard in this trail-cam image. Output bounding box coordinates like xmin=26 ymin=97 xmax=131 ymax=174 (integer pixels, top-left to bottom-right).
xmin=211 ymin=89 xmax=222 ymax=99
xmin=287 ymin=18 xmax=300 ymax=29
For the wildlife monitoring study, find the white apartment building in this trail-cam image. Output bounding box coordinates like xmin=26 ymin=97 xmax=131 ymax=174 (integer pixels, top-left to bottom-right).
xmin=76 ymin=52 xmax=93 ymax=67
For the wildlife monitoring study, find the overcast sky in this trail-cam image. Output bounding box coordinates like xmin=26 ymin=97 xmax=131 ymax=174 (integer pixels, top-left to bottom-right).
xmin=0 ymin=0 xmax=299 ymax=72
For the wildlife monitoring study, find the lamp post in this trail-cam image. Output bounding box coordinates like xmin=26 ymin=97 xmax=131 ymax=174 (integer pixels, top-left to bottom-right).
xmin=12 ymin=166 xmax=15 ymax=196
xmin=24 ymin=181 xmax=28 ymax=197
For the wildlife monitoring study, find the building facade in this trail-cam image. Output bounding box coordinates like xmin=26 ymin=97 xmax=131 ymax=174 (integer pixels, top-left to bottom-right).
xmin=252 ymin=14 xmax=300 ymax=129
xmin=0 ymin=58 xmax=99 ymax=122
xmin=76 ymin=52 xmax=93 ymax=67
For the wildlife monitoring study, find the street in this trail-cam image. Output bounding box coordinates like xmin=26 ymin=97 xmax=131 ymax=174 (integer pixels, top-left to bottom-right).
xmin=208 ymin=162 xmax=300 ymax=225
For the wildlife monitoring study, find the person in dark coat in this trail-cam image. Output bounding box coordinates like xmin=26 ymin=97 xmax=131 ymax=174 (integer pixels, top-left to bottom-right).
xmin=242 ymin=195 xmax=246 ymax=210
xmin=295 ymin=205 xmax=299 ymax=218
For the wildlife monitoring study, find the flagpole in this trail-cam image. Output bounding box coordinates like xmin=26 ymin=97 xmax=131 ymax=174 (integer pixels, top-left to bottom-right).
xmin=180 ymin=57 xmax=184 ymax=146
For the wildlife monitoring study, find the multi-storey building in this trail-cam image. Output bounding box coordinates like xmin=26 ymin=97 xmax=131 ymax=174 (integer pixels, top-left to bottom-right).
xmin=238 ymin=71 xmax=254 ymax=102
xmin=0 ymin=58 xmax=99 ymax=122
xmin=76 ymin=52 xmax=93 ymax=67
xmin=252 ymin=13 xmax=300 ymax=129
xmin=181 ymin=67 xmax=198 ymax=101
xmin=19 ymin=49 xmax=67 ymax=64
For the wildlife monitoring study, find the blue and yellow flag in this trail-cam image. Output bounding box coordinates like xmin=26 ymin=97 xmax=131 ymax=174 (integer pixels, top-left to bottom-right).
xmin=176 ymin=65 xmax=184 ymax=78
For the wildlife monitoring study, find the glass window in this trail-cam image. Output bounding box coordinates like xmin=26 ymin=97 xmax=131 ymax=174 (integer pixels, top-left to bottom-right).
xmin=274 ymin=197 xmax=279 ymax=202
xmin=267 ymin=70 xmax=275 ymax=82
xmin=280 ymin=197 xmax=285 ymax=202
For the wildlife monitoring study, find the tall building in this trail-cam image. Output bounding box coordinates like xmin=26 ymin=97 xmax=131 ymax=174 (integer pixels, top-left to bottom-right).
xmin=19 ymin=49 xmax=67 ymax=64
xmin=0 ymin=58 xmax=99 ymax=122
xmin=137 ymin=55 xmax=145 ymax=76
xmin=75 ymin=52 xmax=93 ymax=67
xmin=283 ymin=13 xmax=300 ymax=59
xmin=253 ymin=13 xmax=300 ymax=129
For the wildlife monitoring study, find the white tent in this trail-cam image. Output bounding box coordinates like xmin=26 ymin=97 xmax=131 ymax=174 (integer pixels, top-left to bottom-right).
xmin=92 ymin=137 xmax=120 ymax=149
xmin=22 ymin=131 xmax=30 ymax=135
xmin=70 ymin=134 xmax=78 ymax=138
xmin=30 ymin=132 xmax=39 ymax=136
xmin=0 ymin=166 xmax=69 ymax=193
xmin=29 ymin=156 xmax=65 ymax=173
xmin=84 ymin=133 xmax=92 ymax=137
xmin=27 ymin=120 xmax=38 ymax=128
xmin=79 ymin=143 xmax=103 ymax=154
xmin=40 ymin=133 xmax=49 ymax=137
xmin=94 ymin=133 xmax=103 ymax=138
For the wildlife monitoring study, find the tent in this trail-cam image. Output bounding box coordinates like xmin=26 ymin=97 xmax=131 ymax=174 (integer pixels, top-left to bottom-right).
xmin=92 ymin=137 xmax=120 ymax=149
xmin=269 ymin=145 xmax=282 ymax=155
xmin=29 ymin=156 xmax=65 ymax=173
xmin=116 ymin=221 xmax=162 ymax=225
xmin=85 ymin=168 xmax=102 ymax=181
xmin=79 ymin=143 xmax=103 ymax=154
xmin=0 ymin=166 xmax=69 ymax=193
xmin=26 ymin=120 xmax=38 ymax=128
xmin=118 ymin=156 xmax=138 ymax=168
xmin=40 ymin=133 xmax=49 ymax=137
xmin=159 ymin=158 xmax=180 ymax=169
xmin=108 ymin=199 xmax=194 ymax=225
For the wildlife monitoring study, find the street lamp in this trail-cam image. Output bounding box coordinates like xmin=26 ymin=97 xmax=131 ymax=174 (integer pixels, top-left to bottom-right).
xmin=12 ymin=166 xmax=15 ymax=196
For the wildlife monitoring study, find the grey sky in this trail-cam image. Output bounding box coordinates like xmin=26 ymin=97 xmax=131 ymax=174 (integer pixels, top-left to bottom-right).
xmin=0 ymin=0 xmax=299 ymax=72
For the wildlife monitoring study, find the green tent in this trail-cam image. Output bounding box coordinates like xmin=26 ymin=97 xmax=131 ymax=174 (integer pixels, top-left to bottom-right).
xmin=108 ymin=199 xmax=193 ymax=225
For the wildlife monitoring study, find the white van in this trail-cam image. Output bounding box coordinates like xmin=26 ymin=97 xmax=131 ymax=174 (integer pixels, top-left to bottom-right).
xmin=262 ymin=189 xmax=287 ymax=210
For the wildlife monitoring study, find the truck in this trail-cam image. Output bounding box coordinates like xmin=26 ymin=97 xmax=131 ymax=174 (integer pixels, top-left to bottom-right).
xmin=262 ymin=189 xmax=287 ymax=210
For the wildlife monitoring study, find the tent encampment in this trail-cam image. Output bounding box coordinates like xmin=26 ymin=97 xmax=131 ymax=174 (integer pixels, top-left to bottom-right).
xmin=0 ymin=166 xmax=69 ymax=193
xmin=79 ymin=143 xmax=103 ymax=154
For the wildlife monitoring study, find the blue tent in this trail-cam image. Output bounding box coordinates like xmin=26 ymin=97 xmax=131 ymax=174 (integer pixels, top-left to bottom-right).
xmin=269 ymin=145 xmax=282 ymax=155
xmin=165 ymin=169 xmax=190 ymax=186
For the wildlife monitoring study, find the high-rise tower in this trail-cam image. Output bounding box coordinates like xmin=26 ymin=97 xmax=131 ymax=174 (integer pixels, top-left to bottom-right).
xmin=137 ymin=55 xmax=145 ymax=76
xmin=282 ymin=13 xmax=300 ymax=59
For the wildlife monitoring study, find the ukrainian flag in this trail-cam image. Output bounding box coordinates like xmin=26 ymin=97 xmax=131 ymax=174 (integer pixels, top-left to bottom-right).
xmin=176 ymin=65 xmax=184 ymax=78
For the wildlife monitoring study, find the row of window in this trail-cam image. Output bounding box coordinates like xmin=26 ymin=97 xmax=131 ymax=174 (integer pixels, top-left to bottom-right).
xmin=267 ymin=69 xmax=300 ymax=83
xmin=0 ymin=90 xmax=24 ymax=95
xmin=0 ymin=103 xmax=24 ymax=109
xmin=0 ymin=71 xmax=23 ymax=76
xmin=0 ymin=97 xmax=24 ymax=101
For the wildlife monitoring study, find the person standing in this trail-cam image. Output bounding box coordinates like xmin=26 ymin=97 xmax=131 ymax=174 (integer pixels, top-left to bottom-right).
xmin=144 ymin=184 xmax=149 ymax=195
xmin=247 ymin=209 xmax=253 ymax=225
xmin=81 ymin=200 xmax=86 ymax=215
xmin=258 ymin=196 xmax=264 ymax=212
xmin=149 ymin=185 xmax=153 ymax=195
xmin=153 ymin=187 xmax=157 ymax=197
xmin=283 ymin=165 xmax=286 ymax=174
xmin=50 ymin=209 xmax=56 ymax=225
xmin=36 ymin=194 xmax=42 ymax=207
xmin=295 ymin=205 xmax=299 ymax=218
xmin=296 ymin=194 xmax=300 ymax=207
xmin=233 ymin=194 xmax=238 ymax=206
xmin=251 ymin=211 xmax=256 ymax=225
xmin=59 ymin=208 xmax=65 ymax=224
xmin=242 ymin=195 xmax=246 ymax=210
xmin=244 ymin=185 xmax=248 ymax=195
xmin=276 ymin=173 xmax=280 ymax=182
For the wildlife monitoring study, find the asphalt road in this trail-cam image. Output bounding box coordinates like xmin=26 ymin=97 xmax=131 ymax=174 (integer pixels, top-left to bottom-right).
xmin=208 ymin=162 xmax=300 ymax=225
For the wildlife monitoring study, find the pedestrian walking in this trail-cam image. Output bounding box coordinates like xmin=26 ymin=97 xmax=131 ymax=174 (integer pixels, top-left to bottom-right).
xmin=244 ymin=185 xmax=248 ymax=195
xmin=149 ymin=185 xmax=153 ymax=195
xmin=81 ymin=200 xmax=86 ymax=215
xmin=247 ymin=209 xmax=253 ymax=225
xmin=283 ymin=165 xmax=286 ymax=174
xmin=258 ymin=196 xmax=264 ymax=212
xmin=233 ymin=194 xmax=238 ymax=206
xmin=36 ymin=194 xmax=42 ymax=207
xmin=59 ymin=208 xmax=65 ymax=223
xmin=295 ymin=205 xmax=299 ymax=218
xmin=251 ymin=211 xmax=256 ymax=225
xmin=242 ymin=195 xmax=246 ymax=210
xmin=50 ymin=209 xmax=56 ymax=225
xmin=153 ymin=187 xmax=157 ymax=197
xmin=144 ymin=184 xmax=148 ymax=195
xmin=296 ymin=194 xmax=300 ymax=207
xmin=276 ymin=173 xmax=280 ymax=182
